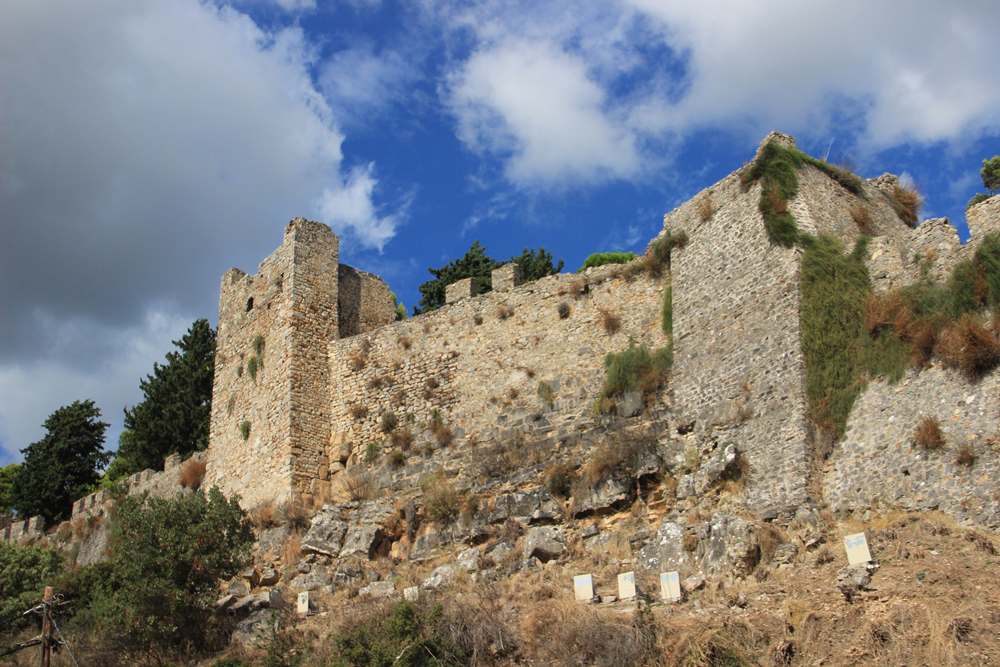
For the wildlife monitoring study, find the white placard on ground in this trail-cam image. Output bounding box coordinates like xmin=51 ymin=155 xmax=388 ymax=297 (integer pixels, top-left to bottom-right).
xmin=844 ymin=532 xmax=872 ymax=565
xmin=297 ymin=591 xmax=310 ymax=617
xmin=617 ymin=571 xmax=636 ymax=599
xmin=660 ymin=571 xmax=681 ymax=602
xmin=574 ymin=574 xmax=594 ymax=601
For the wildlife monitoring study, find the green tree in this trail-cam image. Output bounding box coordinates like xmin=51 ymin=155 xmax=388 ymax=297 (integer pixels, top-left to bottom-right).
xmin=0 ymin=462 xmax=19 ymax=513
xmin=108 ymin=319 xmax=216 ymax=480
xmin=9 ymin=400 xmax=111 ymax=524
xmin=510 ymin=247 xmax=564 ymax=282
xmin=0 ymin=542 xmax=65 ymax=631
xmin=99 ymin=487 xmax=254 ymax=651
xmin=414 ymin=242 xmax=563 ymax=314
xmin=414 ymin=241 xmax=502 ymax=314
xmin=983 ymin=156 xmax=1000 ymax=196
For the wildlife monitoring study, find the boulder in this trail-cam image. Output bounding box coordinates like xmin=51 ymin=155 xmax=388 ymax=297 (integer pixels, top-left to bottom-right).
xmin=227 ymin=577 xmax=250 ymax=598
xmin=573 ymin=468 xmax=635 ymax=518
xmin=291 ymin=570 xmax=332 ymax=592
xmin=340 ymin=525 xmax=385 ymax=560
xmin=332 ymin=565 xmax=364 ymax=587
xmin=259 ymin=567 xmax=280 ymax=587
xmin=485 ymin=538 xmax=515 ymax=562
xmin=636 ymin=521 xmax=689 ymax=571
xmin=231 ymin=609 xmax=277 ymax=648
xmin=695 ymin=443 xmax=740 ymax=494
xmin=422 ymin=564 xmax=457 ymax=590
xmin=301 ymin=517 xmax=348 ymax=558
xmin=523 ymin=526 xmax=565 ymax=563
xmin=701 ymin=513 xmax=759 ymax=577
xmin=409 ymin=532 xmax=441 ymax=561
xmin=360 ymin=581 xmax=397 ymax=598
xmin=682 ymin=575 xmax=705 ymax=593
xmin=619 ymin=391 xmax=644 ymax=418
xmin=837 ymin=565 xmax=872 ymax=602
xmin=240 ymin=566 xmax=261 ymax=587
xmin=256 ymin=526 xmax=291 ymax=560
xmin=457 ymin=547 xmax=481 ymax=572
xmin=489 ymin=487 xmax=560 ymax=525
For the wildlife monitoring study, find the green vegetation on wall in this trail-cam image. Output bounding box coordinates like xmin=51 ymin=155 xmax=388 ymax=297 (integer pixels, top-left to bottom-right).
xmin=577 ymin=251 xmax=637 ymax=273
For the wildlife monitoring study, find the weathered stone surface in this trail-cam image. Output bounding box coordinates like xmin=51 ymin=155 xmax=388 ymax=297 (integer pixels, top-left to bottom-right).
xmin=241 ymin=566 xmax=261 ymax=587
xmin=291 ymin=570 xmax=332 ymax=592
xmin=409 ymin=532 xmax=441 ymax=561
xmin=259 ymin=567 xmax=280 ymax=587
xmin=701 ymin=514 xmax=759 ymax=577
xmin=491 ymin=487 xmax=560 ymax=525
xmin=695 ymin=443 xmax=740 ymax=494
xmin=636 ymin=521 xmax=688 ymax=571
xmin=682 ymin=575 xmax=705 ymax=593
xmin=457 ymin=547 xmax=481 ymax=572
xmin=619 ymin=391 xmax=644 ymax=418
xmin=256 ymin=526 xmax=291 ymax=560
xmin=422 ymin=564 xmax=457 ymax=590
xmin=301 ymin=517 xmax=348 ymax=557
xmin=573 ymin=468 xmax=635 ymax=518
xmin=340 ymin=525 xmax=385 ymax=560
xmin=332 ymin=565 xmax=364 ymax=587
xmin=360 ymin=581 xmax=396 ymax=598
xmin=74 ymin=522 xmax=110 ymax=567
xmin=523 ymin=526 xmax=565 ymax=563
xmin=227 ymin=578 xmax=250 ymax=598
xmin=837 ymin=565 xmax=872 ymax=602
xmin=231 ymin=609 xmax=277 ymax=647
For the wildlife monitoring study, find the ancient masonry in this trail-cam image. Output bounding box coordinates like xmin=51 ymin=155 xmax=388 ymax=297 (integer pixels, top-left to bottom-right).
xmin=18 ymin=131 xmax=999 ymax=547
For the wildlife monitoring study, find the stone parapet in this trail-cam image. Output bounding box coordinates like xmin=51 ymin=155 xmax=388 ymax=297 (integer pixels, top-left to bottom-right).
xmin=445 ymin=277 xmax=477 ymax=304
xmin=492 ymin=264 xmax=520 ymax=291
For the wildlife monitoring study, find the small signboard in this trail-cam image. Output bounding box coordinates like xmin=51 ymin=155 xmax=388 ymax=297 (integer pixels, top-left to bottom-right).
xmin=574 ymin=574 xmax=594 ymax=601
xmin=297 ymin=591 xmax=310 ymax=617
xmin=617 ymin=571 xmax=637 ymax=600
xmin=660 ymin=571 xmax=681 ymax=602
xmin=844 ymin=533 xmax=872 ymax=565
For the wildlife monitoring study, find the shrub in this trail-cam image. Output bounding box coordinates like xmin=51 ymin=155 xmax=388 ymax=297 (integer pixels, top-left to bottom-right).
xmin=603 ymin=342 xmax=673 ymax=396
xmin=570 ymin=277 xmax=588 ymax=296
xmin=388 ymin=450 xmax=406 ymax=467
xmin=496 ymin=303 xmax=515 ymax=320
xmin=0 ymin=542 xmax=65 ymax=631
xmin=851 ymin=202 xmax=873 ymax=235
xmin=212 ymin=658 xmax=252 ymax=667
xmin=399 ymin=335 xmax=412 ymax=350
xmin=598 ymin=307 xmax=621 ymax=335
xmin=473 ymin=313 xmax=483 ymax=325
xmin=544 ymin=463 xmax=576 ymax=498
xmin=249 ymin=500 xmax=281 ymax=529
xmin=662 ymin=282 xmax=672 ymax=337
xmin=226 ymin=394 xmax=235 ymax=415
xmin=577 ymin=252 xmax=637 ymax=273
xmin=420 ymin=472 xmax=463 ymax=524
xmin=505 ymin=387 xmax=519 ymax=401
xmin=473 ymin=434 xmax=529 ymax=479
xmin=380 ymin=410 xmax=398 ymax=433
xmin=391 ymin=427 xmax=414 ymax=449
xmin=336 ymin=469 xmax=378 ymax=502
xmin=246 ymin=355 xmax=259 ymax=384
xmin=578 ymin=430 xmax=656 ymax=490
xmin=434 ymin=424 xmax=454 ymax=446
xmin=349 ymin=403 xmax=369 ymax=420
xmin=329 ymin=600 xmax=462 ymax=666
xmin=937 ymin=314 xmax=1000 ymax=380
xmin=742 ymin=141 xmax=804 ymax=247
xmin=537 ymin=381 xmax=555 ymax=408
xmin=955 ymin=441 xmax=977 ymax=467
xmin=558 ymin=301 xmax=571 ymax=319
xmin=364 ymin=440 xmax=381 ymax=463
xmin=281 ymin=495 xmax=311 ymax=530
xmin=968 ymin=192 xmax=991 ymax=209
xmin=179 ymin=458 xmax=207 ymax=490
xmin=99 ymin=488 xmax=254 ymax=651
xmin=888 ymin=184 xmax=923 ymax=228
xmin=239 ymin=420 xmax=251 ymax=441
xmin=252 ymin=334 xmax=265 ymax=357
xmin=915 ymin=416 xmax=944 ymax=450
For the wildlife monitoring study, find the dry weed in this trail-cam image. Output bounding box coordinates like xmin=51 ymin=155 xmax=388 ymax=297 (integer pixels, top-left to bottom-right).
xmin=348 ymin=403 xmax=369 ymax=420
xmin=850 ymin=202 xmax=873 ymax=235
xmin=178 ymin=458 xmax=207 ymax=490
xmin=334 ymin=468 xmax=379 ymax=502
xmin=937 ymin=314 xmax=1000 ymax=380
xmin=697 ymin=192 xmax=716 ymax=221
xmin=597 ymin=307 xmax=621 ymax=335
xmin=915 ymin=415 xmax=945 ymax=449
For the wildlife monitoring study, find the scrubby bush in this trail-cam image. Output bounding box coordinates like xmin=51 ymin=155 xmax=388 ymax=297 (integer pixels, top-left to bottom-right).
xmin=598 ymin=307 xmax=621 ymax=335
xmin=420 ymin=472 xmax=463 ymax=524
xmin=577 ymin=252 xmax=637 ymax=273
xmin=602 ymin=342 xmax=672 ymax=396
xmin=537 ymin=381 xmax=555 ymax=408
xmin=328 ymin=600 xmax=463 ymax=666
xmin=179 ymin=457 xmax=207 ymax=490
xmin=380 ymin=410 xmax=398 ymax=433
xmin=915 ymin=416 xmax=944 ymax=450
xmin=0 ymin=542 xmax=65 ymax=631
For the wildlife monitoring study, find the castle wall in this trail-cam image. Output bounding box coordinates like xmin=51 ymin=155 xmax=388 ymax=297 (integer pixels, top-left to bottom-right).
xmin=206 ymin=219 xmax=339 ymax=505
xmin=318 ymin=267 xmax=668 ymax=496
xmin=338 ymin=265 xmax=395 ymax=338
xmin=667 ymin=172 xmax=811 ymax=513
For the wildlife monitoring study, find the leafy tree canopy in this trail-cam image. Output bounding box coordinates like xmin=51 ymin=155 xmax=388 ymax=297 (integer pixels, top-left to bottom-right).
xmin=9 ymin=400 xmax=111 ymax=524
xmin=983 ymin=156 xmax=1000 ymax=196
xmin=0 ymin=462 xmax=18 ymax=514
xmin=414 ymin=242 xmax=563 ymax=314
xmin=100 ymin=487 xmax=254 ymax=649
xmin=0 ymin=542 xmax=65 ymax=631
xmin=107 ymin=319 xmax=216 ymax=481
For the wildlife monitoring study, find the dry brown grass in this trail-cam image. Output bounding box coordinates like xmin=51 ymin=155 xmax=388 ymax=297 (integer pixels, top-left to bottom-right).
xmin=281 ymin=495 xmax=311 ymax=530
xmin=597 ymin=307 xmax=621 ymax=335
xmin=850 ymin=202 xmax=874 ymax=235
xmin=348 ymin=403 xmax=368 ymax=420
xmin=473 ymin=433 xmax=530 ymax=479
xmin=178 ymin=458 xmax=207 ymax=490
xmin=398 ymin=335 xmax=412 ymax=350
xmin=955 ymin=441 xmax=977 ymax=467
xmin=496 ymin=303 xmax=515 ymax=320
xmin=420 ymin=471 xmax=463 ymax=524
xmin=697 ymin=192 xmax=716 ymax=221
xmin=280 ymin=530 xmax=302 ymax=566
xmin=249 ymin=500 xmax=281 ymax=529
xmin=891 ymin=183 xmax=924 ymax=228
xmin=570 ymin=278 xmax=588 ymax=297
xmin=334 ymin=468 xmax=379 ymax=502
xmin=390 ymin=427 xmax=413 ymax=449
xmin=937 ymin=313 xmax=1000 ymax=380
xmin=915 ymin=415 xmax=945 ymax=450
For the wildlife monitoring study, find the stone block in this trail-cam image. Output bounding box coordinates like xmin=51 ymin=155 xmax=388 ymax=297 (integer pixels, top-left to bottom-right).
xmin=522 ymin=526 xmax=565 ymax=563
xmin=340 ymin=525 xmax=385 ymax=560
xmin=422 ymin=564 xmax=456 ymax=590
xmin=572 ymin=468 xmax=635 ymax=518
xmin=636 ymin=520 xmax=689 ymax=572
xmin=359 ymin=581 xmax=396 ymax=598
xmin=445 ymin=277 xmax=477 ymax=304
xmin=403 ymin=586 xmax=419 ymax=602
xmin=301 ymin=516 xmax=348 ymax=557
xmin=492 ymin=264 xmax=521 ymax=291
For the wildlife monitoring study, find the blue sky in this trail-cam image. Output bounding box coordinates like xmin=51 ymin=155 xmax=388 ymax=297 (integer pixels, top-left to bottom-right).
xmin=1 ymin=0 xmax=999 ymax=465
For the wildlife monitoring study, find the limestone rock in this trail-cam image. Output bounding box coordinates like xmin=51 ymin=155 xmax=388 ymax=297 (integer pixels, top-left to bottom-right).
xmin=489 ymin=487 xmax=560 ymax=525
xmin=231 ymin=609 xmax=277 ymax=648
xmin=636 ymin=521 xmax=689 ymax=571
xmin=258 ymin=567 xmax=280 ymax=587
xmin=333 ymin=565 xmax=364 ymax=587
xmin=619 ymin=391 xmax=644 ymax=418
xmin=74 ymin=522 xmax=110 ymax=567
xmin=701 ymin=513 xmax=759 ymax=577
xmin=695 ymin=443 xmax=740 ymax=494
xmin=837 ymin=565 xmax=871 ymax=602
xmin=291 ymin=570 xmax=332 ymax=592
xmin=423 ymin=564 xmax=456 ymax=590
xmin=457 ymin=547 xmax=481 ymax=572
xmin=340 ymin=525 xmax=385 ymax=560
xmin=301 ymin=517 xmax=348 ymax=558
xmin=522 ymin=526 xmax=565 ymax=563
xmin=256 ymin=525 xmax=291 ymax=560
xmin=360 ymin=581 xmax=396 ymax=598
xmin=682 ymin=576 xmax=705 ymax=593
xmin=573 ymin=468 xmax=635 ymax=518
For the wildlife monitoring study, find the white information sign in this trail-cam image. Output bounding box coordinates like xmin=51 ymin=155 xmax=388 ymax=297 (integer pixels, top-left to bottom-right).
xmin=844 ymin=532 xmax=872 ymax=565
xmin=574 ymin=574 xmax=595 ymax=601
xmin=660 ymin=571 xmax=681 ymax=602
xmin=297 ymin=591 xmax=310 ymax=617
xmin=617 ymin=571 xmax=637 ymax=599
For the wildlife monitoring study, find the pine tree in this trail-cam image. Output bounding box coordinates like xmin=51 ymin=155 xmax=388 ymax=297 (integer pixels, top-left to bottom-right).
xmin=107 ymin=319 xmax=216 ymax=480
xmin=9 ymin=400 xmax=111 ymax=523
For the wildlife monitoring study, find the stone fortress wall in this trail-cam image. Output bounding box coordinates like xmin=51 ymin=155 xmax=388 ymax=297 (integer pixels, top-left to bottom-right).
xmin=11 ymin=132 xmax=1000 ymax=545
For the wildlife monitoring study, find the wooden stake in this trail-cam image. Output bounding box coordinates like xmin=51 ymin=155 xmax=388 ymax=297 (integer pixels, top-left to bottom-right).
xmin=40 ymin=586 xmax=52 ymax=667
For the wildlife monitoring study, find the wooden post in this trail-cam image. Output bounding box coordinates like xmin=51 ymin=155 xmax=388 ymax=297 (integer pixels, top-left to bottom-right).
xmin=40 ymin=586 xmax=52 ymax=667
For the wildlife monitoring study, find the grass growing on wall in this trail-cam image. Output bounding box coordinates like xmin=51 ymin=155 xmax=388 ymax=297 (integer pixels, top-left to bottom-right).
xmin=602 ymin=342 xmax=673 ymax=396
xmin=662 ymin=282 xmax=672 ymax=337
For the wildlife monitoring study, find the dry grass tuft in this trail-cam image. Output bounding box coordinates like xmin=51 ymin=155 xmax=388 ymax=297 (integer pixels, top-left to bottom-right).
xmin=955 ymin=441 xmax=977 ymax=467
xmin=570 ymin=278 xmax=588 ymax=297
xmin=280 ymin=495 xmax=311 ymax=530
xmin=891 ymin=184 xmax=924 ymax=228
xmin=390 ymin=427 xmax=413 ymax=450
xmin=936 ymin=314 xmax=1000 ymax=380
xmin=249 ymin=500 xmax=281 ymax=529
xmin=597 ymin=307 xmax=621 ymax=335
xmin=420 ymin=471 xmax=463 ymax=524
xmin=915 ymin=416 xmax=945 ymax=450
xmin=346 ymin=337 xmax=371 ymax=372
xmin=334 ymin=468 xmax=379 ymax=502
xmin=280 ymin=530 xmax=302 ymax=566
xmin=496 ymin=303 xmax=515 ymax=320
xmin=473 ymin=433 xmax=530 ymax=479
xmin=850 ymin=202 xmax=874 ymax=235
xmin=178 ymin=458 xmax=207 ymax=490
xmin=348 ymin=403 xmax=368 ymax=420
xmin=697 ymin=192 xmax=716 ymax=221
xmin=398 ymin=335 xmax=412 ymax=350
